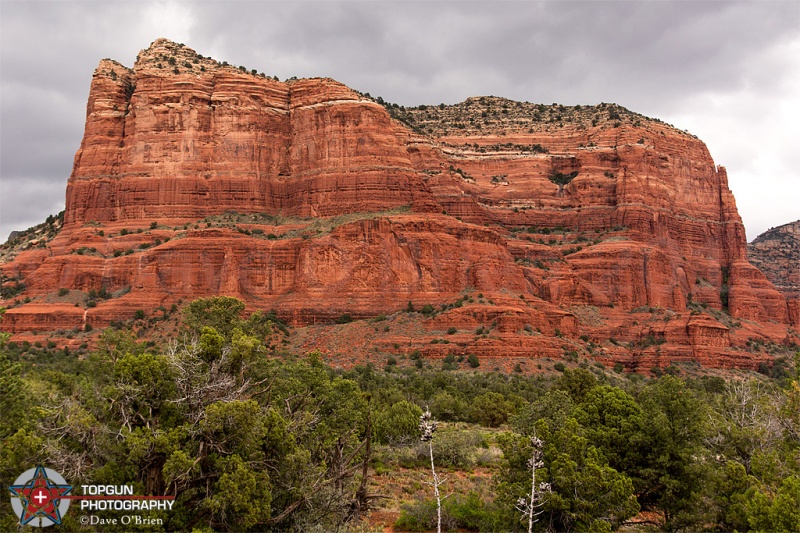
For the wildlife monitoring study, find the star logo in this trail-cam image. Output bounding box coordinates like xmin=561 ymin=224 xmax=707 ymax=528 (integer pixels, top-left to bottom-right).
xmin=9 ymin=466 xmax=72 ymax=527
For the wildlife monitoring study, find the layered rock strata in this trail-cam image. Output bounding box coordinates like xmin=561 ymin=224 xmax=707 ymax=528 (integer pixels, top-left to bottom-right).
xmin=1 ymin=39 xmax=796 ymax=371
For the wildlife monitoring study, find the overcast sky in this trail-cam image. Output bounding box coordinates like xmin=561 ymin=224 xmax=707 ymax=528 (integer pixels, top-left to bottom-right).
xmin=1 ymin=1 xmax=798 ymax=242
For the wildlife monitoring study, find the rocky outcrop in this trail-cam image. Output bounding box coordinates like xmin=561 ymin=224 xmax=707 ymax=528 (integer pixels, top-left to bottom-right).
xmin=2 ymin=39 xmax=797 ymax=370
xmin=747 ymin=221 xmax=800 ymax=327
xmin=65 ymin=40 xmax=434 ymax=226
xmin=748 ymin=221 xmax=800 ymax=299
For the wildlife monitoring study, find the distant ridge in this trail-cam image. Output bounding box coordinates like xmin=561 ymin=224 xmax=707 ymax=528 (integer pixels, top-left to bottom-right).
xmin=748 ymin=220 xmax=800 ymax=300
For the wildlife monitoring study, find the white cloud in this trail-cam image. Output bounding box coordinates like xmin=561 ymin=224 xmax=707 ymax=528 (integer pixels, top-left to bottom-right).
xmin=661 ymin=36 xmax=800 ymax=240
xmin=138 ymin=1 xmax=195 ymax=47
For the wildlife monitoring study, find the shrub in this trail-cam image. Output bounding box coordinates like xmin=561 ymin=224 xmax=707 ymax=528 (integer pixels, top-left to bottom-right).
xmin=430 ymin=392 xmax=467 ymax=422
xmin=134 ymin=310 xmax=146 ymax=320
xmin=58 ymin=288 xmax=69 ymax=297
xmin=396 ymin=493 xmax=501 ymax=532
xmin=395 ymin=499 xmax=439 ymax=531
xmin=88 ymin=287 xmax=110 ymax=300
xmin=470 ymin=392 xmax=514 ymax=427
xmin=637 ymin=334 xmax=666 ymax=348
xmin=150 ymin=221 xmax=158 ymax=229
xmin=549 ymin=170 xmax=578 ymax=186
xmin=530 ymin=143 xmax=548 ymax=154
xmin=0 ymin=281 xmax=25 ymax=299
xmin=554 ymin=362 xmax=567 ymax=372
xmin=447 ymin=327 xmax=458 ymax=335
xmin=335 ymin=313 xmax=353 ymax=324
xmin=442 ymin=353 xmax=458 ymax=371
xmin=430 ymin=430 xmax=483 ymax=468
xmin=467 ymin=353 xmax=480 ymax=368
xmin=374 ymin=400 xmax=423 ymax=445
xmin=447 ymin=492 xmax=501 ymax=530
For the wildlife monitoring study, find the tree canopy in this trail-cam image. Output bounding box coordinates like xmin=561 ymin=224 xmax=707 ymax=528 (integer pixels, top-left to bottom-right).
xmin=1 ymin=297 xmax=798 ymax=532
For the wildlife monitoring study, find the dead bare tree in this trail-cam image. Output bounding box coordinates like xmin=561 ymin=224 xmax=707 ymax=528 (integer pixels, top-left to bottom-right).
xmin=164 ymin=336 xmax=270 ymax=426
xmin=706 ymin=378 xmax=782 ymax=473
xmin=515 ymin=433 xmax=551 ymax=533
xmin=419 ymin=407 xmax=446 ymax=533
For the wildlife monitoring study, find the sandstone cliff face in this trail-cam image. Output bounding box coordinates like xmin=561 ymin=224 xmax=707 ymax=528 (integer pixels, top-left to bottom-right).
xmin=2 ymin=39 xmax=796 ymax=370
xmin=66 ymin=41 xmax=431 ymax=225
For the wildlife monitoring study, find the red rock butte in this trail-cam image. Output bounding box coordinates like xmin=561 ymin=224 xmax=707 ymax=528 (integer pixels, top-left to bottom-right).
xmin=2 ymin=39 xmax=797 ymax=371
